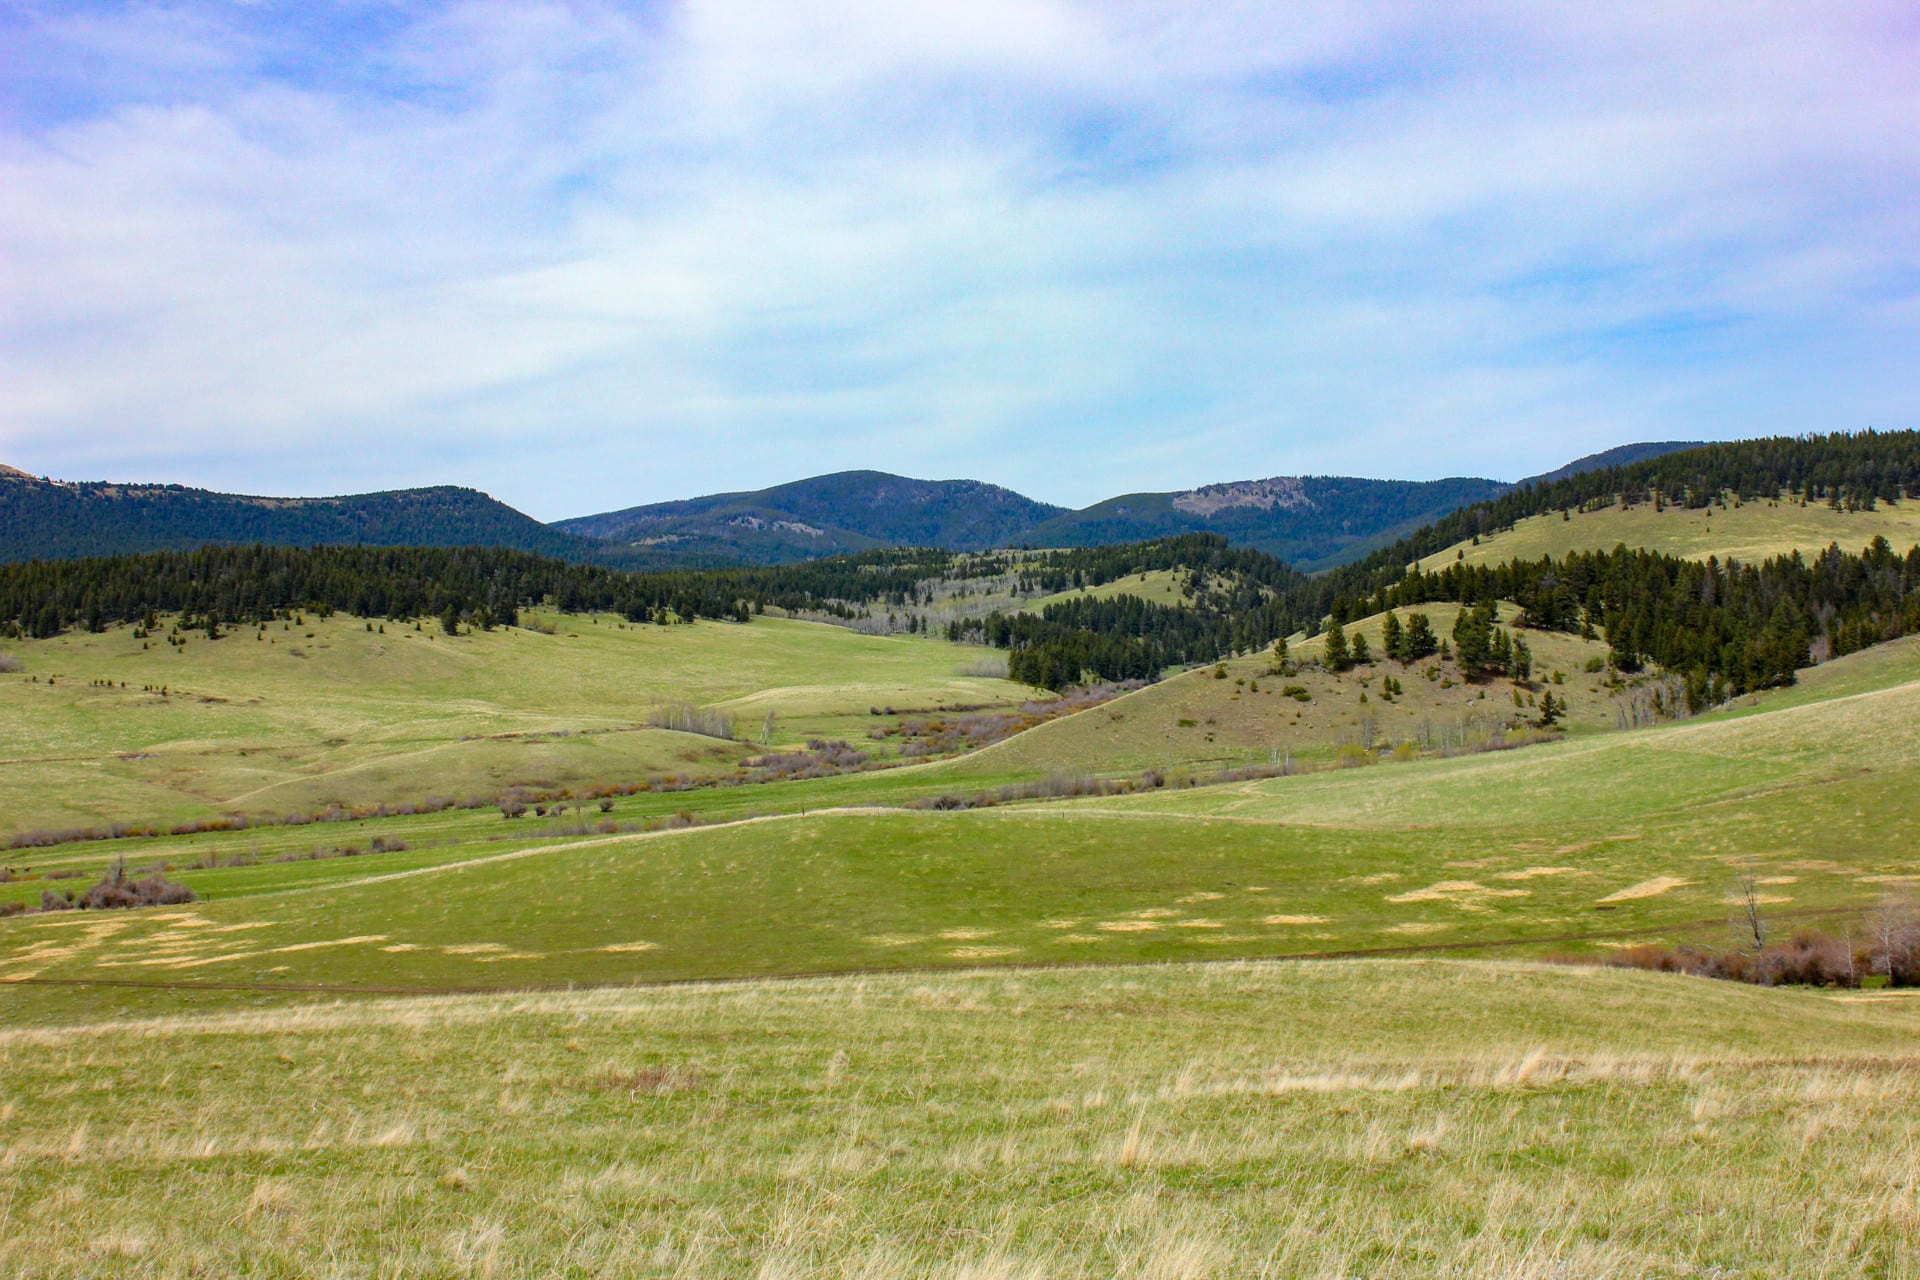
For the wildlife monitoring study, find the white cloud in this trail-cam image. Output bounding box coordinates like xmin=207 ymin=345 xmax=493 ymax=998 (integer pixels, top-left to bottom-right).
xmin=0 ymin=0 xmax=1916 ymax=516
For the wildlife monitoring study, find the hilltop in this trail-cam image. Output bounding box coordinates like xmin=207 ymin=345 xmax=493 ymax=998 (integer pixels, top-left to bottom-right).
xmin=558 ymin=471 xmax=1066 ymax=569
xmin=0 ymin=470 xmax=591 ymax=563
xmin=1 ymin=440 xmax=1724 ymax=571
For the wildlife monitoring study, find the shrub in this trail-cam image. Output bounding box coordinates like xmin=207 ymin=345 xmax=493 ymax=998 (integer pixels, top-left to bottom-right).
xmin=75 ymin=861 xmax=196 ymax=910
xmin=0 ymin=654 xmax=22 ymax=673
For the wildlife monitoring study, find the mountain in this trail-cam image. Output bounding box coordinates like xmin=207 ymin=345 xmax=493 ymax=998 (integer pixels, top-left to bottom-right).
xmin=0 ymin=467 xmax=589 ymax=563
xmin=1523 ymin=441 xmax=1708 ymax=486
xmin=1021 ymin=475 xmax=1513 ymax=572
xmin=557 ymin=471 xmax=1068 ymax=570
xmin=0 ymin=440 xmax=1754 ymax=573
xmin=562 ymin=470 xmax=1517 ymax=572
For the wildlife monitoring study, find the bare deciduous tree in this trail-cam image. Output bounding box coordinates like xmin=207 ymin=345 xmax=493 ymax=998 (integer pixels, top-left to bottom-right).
xmin=1868 ymin=892 xmax=1920 ymax=983
xmin=1731 ymin=872 xmax=1769 ymax=952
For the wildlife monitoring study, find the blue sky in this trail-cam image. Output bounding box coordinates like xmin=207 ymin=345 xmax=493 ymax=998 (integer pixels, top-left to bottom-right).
xmin=2 ymin=2 xmax=1916 ymax=519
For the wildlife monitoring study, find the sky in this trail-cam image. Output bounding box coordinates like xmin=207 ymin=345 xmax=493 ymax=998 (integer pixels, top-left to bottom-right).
xmin=2 ymin=2 xmax=1916 ymax=520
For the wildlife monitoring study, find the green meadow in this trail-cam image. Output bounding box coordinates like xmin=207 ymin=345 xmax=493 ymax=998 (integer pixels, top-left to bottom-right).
xmin=5 ymin=524 xmax=1920 ymax=1275
xmin=5 ymin=631 xmax=1916 ymax=1030
xmin=0 ymin=612 xmax=1035 ymax=833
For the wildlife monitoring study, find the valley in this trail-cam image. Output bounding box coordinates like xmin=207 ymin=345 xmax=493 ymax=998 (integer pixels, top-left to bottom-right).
xmin=3 ymin=432 xmax=1919 ymax=1277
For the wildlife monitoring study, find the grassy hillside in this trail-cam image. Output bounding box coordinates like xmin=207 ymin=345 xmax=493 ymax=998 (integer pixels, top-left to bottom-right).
xmin=5 ymin=960 xmax=1918 ymax=1277
xmin=953 ymin=602 xmax=1623 ymax=777
xmin=1023 ymin=567 xmax=1194 ymax=611
xmin=5 ymin=630 xmax=1915 ymax=1026
xmin=0 ymin=612 xmax=1035 ymax=833
xmin=1417 ymin=494 xmax=1920 ymax=572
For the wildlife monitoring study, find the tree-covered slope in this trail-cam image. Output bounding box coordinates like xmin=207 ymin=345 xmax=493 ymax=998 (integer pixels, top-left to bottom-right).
xmin=567 ymin=471 xmax=1514 ymax=571
xmin=1023 ymin=475 xmax=1512 ymax=571
xmin=0 ymin=467 xmax=590 ymax=563
xmin=559 ymin=471 xmax=1067 ymax=568
xmin=1521 ymin=440 xmax=1706 ymax=485
xmin=1326 ymin=429 xmax=1920 ymax=602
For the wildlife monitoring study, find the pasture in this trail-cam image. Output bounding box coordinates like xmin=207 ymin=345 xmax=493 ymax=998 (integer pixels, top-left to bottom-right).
xmin=4 ymin=629 xmax=1916 ymax=1027
xmin=955 ymin=602 xmax=1629 ymax=778
xmin=3 ymin=960 xmax=1917 ymax=1277
xmin=0 ymin=612 xmax=1035 ymax=834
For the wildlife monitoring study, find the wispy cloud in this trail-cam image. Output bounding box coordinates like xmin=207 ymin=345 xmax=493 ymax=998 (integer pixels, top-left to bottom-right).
xmin=2 ymin=1 xmax=1916 ymax=516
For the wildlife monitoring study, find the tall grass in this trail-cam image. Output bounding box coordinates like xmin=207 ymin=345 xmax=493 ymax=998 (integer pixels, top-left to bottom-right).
xmin=3 ymin=960 xmax=1918 ymax=1277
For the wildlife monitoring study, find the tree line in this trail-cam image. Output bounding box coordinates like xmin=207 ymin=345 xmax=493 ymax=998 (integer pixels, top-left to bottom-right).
xmin=1324 ymin=428 xmax=1920 ymax=601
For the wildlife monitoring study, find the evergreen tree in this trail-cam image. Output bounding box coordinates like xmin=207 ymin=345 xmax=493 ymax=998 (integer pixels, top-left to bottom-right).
xmin=1351 ymin=633 xmax=1372 ymax=665
xmin=1403 ymin=612 xmax=1438 ymax=660
xmin=1510 ymin=634 xmax=1533 ymax=681
xmin=1322 ymin=619 xmax=1351 ymax=671
xmin=1451 ymin=603 xmax=1495 ymax=673
xmin=1381 ymin=610 xmax=1404 ymax=661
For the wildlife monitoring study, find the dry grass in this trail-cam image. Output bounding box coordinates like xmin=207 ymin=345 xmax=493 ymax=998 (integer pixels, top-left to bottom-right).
xmin=1416 ymin=492 xmax=1920 ymax=573
xmin=2 ymin=959 xmax=1919 ymax=1277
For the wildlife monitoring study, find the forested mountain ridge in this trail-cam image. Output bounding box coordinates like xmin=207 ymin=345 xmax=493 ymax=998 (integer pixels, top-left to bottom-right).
xmin=1519 ymin=441 xmax=1705 ymax=486
xmin=1022 ymin=475 xmax=1512 ymax=571
xmin=568 ymin=447 xmax=1715 ymax=572
xmin=0 ymin=470 xmax=591 ymax=564
xmin=565 ymin=470 xmax=1520 ymax=571
xmin=1324 ymin=428 xmax=1920 ymax=604
xmin=9 ymin=435 xmax=1906 ymax=576
xmin=558 ymin=472 xmax=1067 ymax=569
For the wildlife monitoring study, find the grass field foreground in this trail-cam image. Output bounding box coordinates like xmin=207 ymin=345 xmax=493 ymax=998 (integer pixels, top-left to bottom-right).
xmin=3 ymin=960 xmax=1918 ymax=1277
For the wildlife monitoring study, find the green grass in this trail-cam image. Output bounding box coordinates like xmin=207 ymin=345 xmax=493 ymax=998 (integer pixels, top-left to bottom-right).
xmin=6 ymin=626 xmax=1916 ymax=1027
xmin=0 ymin=612 xmax=1036 ymax=834
xmin=5 ymin=579 xmax=1920 ymax=1274
xmin=1025 ymin=567 xmax=1193 ymax=611
xmin=1417 ymin=493 xmax=1920 ymax=572
xmin=953 ymin=602 xmax=1627 ymax=778
xmin=4 ymin=959 xmax=1919 ymax=1277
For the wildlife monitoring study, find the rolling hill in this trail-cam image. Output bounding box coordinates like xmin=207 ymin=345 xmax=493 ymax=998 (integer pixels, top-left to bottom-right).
xmin=1022 ymin=474 xmax=1512 ymax=570
xmin=565 ymin=470 xmax=1521 ymax=571
xmin=0 ymin=466 xmax=591 ymax=563
xmin=558 ymin=471 xmax=1067 ymax=569
xmin=1416 ymin=491 xmax=1920 ymax=573
xmin=1 ymin=439 xmax=1728 ymax=572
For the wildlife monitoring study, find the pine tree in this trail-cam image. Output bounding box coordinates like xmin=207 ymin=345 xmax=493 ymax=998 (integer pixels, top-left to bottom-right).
xmin=1403 ymin=612 xmax=1437 ymax=660
xmin=1351 ymin=633 xmax=1372 ymax=665
xmin=1452 ymin=603 xmax=1495 ymax=673
xmin=1381 ymin=610 xmax=1404 ymax=662
xmin=1322 ymin=619 xmax=1350 ymax=671
xmin=1510 ymin=634 xmax=1533 ymax=681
